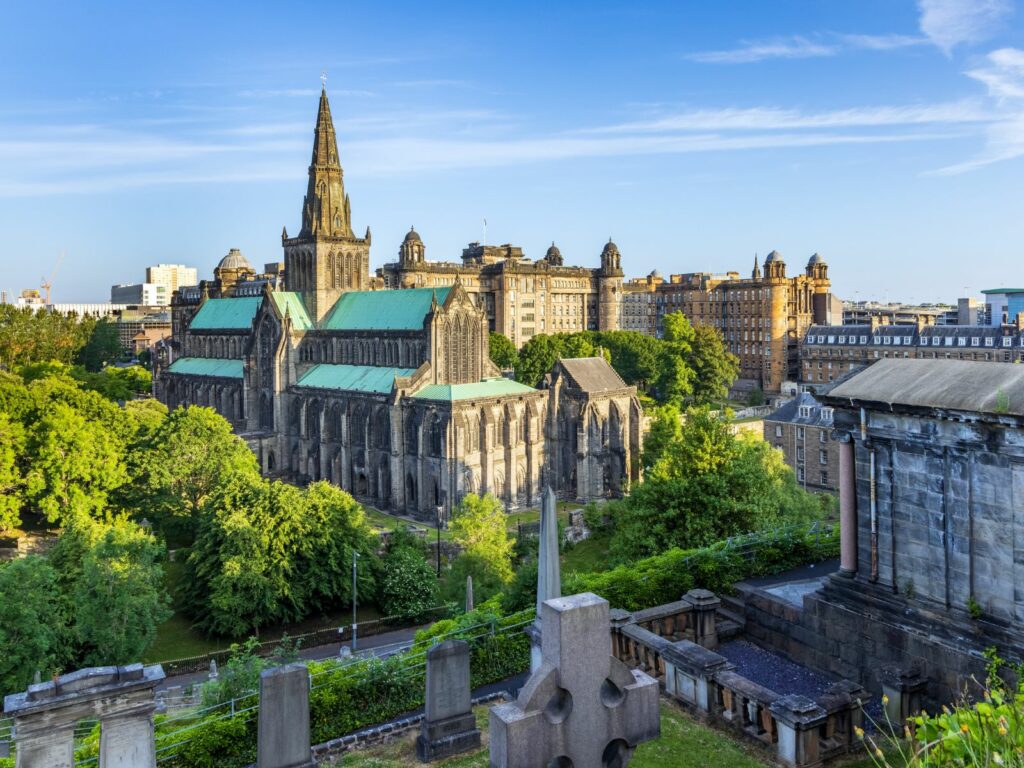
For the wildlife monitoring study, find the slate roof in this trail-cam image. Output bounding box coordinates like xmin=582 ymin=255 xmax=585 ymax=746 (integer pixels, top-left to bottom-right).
xmin=766 ymin=391 xmax=834 ymax=427
xmin=166 ymin=357 xmax=244 ymax=378
xmin=826 ymin=358 xmax=1024 ymax=417
xmin=271 ymin=292 xmax=313 ymax=331
xmin=412 ymin=378 xmax=537 ymax=402
xmin=322 ymin=287 xmax=452 ymax=331
xmin=296 ymin=364 xmax=416 ymax=394
xmin=558 ymin=357 xmax=629 ymax=392
xmin=189 ymin=297 xmax=262 ymax=330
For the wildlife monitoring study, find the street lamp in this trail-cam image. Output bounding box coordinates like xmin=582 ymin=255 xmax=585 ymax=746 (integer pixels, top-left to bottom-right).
xmin=352 ymin=550 xmax=360 ymax=651
xmin=435 ymin=505 xmax=443 ymax=578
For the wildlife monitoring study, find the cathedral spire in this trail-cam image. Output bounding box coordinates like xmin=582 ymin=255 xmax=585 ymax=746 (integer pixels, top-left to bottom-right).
xmin=300 ymin=86 xmax=352 ymax=239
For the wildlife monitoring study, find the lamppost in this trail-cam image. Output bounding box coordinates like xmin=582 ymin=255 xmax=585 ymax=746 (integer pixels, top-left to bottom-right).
xmin=352 ymin=550 xmax=360 ymax=651
xmin=435 ymin=505 xmax=443 ymax=577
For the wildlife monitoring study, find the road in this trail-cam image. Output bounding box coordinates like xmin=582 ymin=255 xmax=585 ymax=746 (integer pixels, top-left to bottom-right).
xmin=156 ymin=623 xmax=424 ymax=693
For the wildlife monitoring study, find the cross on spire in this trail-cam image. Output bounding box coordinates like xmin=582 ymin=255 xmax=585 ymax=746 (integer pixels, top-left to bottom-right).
xmin=320 ymin=71 xmax=327 ymax=89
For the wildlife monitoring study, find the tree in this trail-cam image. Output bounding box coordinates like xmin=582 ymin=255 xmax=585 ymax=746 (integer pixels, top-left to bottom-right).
xmin=591 ymin=331 xmax=660 ymax=389
xmin=447 ymin=493 xmax=515 ymax=604
xmin=640 ymin=405 xmax=681 ymax=473
xmin=489 ymin=332 xmax=519 ymax=371
xmin=24 ymin=401 xmax=127 ymax=524
xmin=515 ymin=334 xmax=562 ymax=387
xmin=77 ymin=318 xmax=123 ymax=372
xmin=0 ymin=306 xmax=93 ymax=369
xmin=610 ymin=407 xmax=820 ymax=562
xmin=376 ymin=546 xmax=439 ymax=621
xmin=68 ymin=517 xmax=172 ymax=665
xmin=654 ymin=312 xmax=696 ymax=406
xmin=0 ymin=412 xmax=25 ymax=532
xmin=144 ymin=406 xmax=260 ymax=535
xmin=688 ymin=324 xmax=739 ymax=405
xmin=0 ymin=556 xmax=64 ymax=695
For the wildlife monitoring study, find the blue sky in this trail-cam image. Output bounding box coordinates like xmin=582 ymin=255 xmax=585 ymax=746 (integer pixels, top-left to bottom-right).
xmin=0 ymin=0 xmax=1021 ymax=304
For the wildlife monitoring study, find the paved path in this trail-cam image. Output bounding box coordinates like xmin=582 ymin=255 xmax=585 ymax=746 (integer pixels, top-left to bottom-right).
xmin=156 ymin=624 xmax=424 ymax=692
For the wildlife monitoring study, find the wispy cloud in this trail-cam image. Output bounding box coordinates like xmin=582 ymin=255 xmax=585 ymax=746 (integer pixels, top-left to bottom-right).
xmin=239 ymin=88 xmax=376 ymax=99
xmin=580 ymin=102 xmax=992 ymax=134
xmin=933 ymin=47 xmax=1024 ymax=173
xmin=686 ymin=36 xmax=836 ymax=64
xmin=917 ymin=0 xmax=1012 ymax=55
xmin=686 ymin=32 xmax=927 ymax=64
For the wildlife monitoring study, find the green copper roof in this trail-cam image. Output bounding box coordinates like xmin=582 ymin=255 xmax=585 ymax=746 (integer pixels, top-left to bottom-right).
xmin=412 ymin=378 xmax=537 ymax=402
xmin=271 ymin=292 xmax=313 ymax=330
xmin=322 ymin=287 xmax=452 ymax=331
xmin=189 ymin=297 xmax=263 ymax=330
xmin=981 ymin=288 xmax=1024 ymax=295
xmin=167 ymin=357 xmax=244 ymax=378
xmin=297 ymin=364 xmax=416 ymax=394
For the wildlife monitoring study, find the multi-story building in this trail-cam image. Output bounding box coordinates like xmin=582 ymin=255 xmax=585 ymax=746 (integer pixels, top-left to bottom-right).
xmin=800 ymin=319 xmax=1024 ymax=388
xmin=111 ymin=283 xmax=168 ymax=306
xmin=117 ymin=307 xmax=172 ymax=356
xmin=620 ymin=272 xmax=660 ymax=335
xmin=841 ymin=301 xmax=958 ymax=327
xmin=982 ymin=288 xmax=1024 ymax=326
xmin=155 ymin=87 xmax=642 ymax=518
xmin=763 ymin=391 xmax=838 ymax=492
xmin=146 ymin=264 xmax=198 ymax=295
xmin=653 ymin=253 xmax=833 ymax=393
xmin=378 ymin=235 xmax=624 ymax=348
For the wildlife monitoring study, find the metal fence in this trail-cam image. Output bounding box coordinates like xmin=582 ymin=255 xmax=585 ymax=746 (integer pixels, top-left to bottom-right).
xmin=155 ymin=606 xmax=449 ymax=677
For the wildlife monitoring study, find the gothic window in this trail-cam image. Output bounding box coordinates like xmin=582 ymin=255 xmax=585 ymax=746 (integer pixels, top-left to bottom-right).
xmin=429 ymin=413 xmax=444 ymax=456
xmin=405 ymin=411 xmax=419 ymax=454
xmin=306 ymin=400 xmax=322 ymax=440
xmin=259 ymin=392 xmax=274 ymax=430
xmin=351 ymin=403 xmax=367 ymax=448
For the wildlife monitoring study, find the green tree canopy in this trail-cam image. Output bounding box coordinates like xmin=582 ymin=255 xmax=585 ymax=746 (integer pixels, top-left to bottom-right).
xmin=0 ymin=412 xmax=25 ymax=532
xmin=24 ymin=401 xmax=127 ymax=524
xmin=144 ymin=406 xmax=260 ymax=530
xmin=611 ymin=407 xmax=820 ymax=562
xmin=0 ymin=556 xmax=64 ymax=696
xmin=376 ymin=546 xmax=439 ymax=621
xmin=0 ymin=306 xmax=94 ymax=369
xmin=447 ymin=493 xmax=515 ymax=605
xmin=640 ymin=404 xmax=682 ymax=473
xmin=77 ymin=318 xmax=123 ymax=372
xmin=489 ymin=332 xmax=519 ymax=371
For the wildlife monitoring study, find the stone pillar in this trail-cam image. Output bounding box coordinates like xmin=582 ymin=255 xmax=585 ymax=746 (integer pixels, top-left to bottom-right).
xmin=683 ymin=589 xmax=721 ymax=650
xmin=662 ymin=640 xmax=733 ymax=718
xmin=3 ymin=663 xmax=165 ymax=768
xmin=416 ymin=640 xmax=480 ymax=762
xmin=838 ymin=435 xmax=857 ymax=576
xmin=531 ymin=485 xmax=561 ymax=672
xmin=881 ymin=665 xmax=928 ymax=727
xmin=258 ymin=663 xmax=314 ymax=768
xmin=770 ymin=695 xmax=827 ymax=768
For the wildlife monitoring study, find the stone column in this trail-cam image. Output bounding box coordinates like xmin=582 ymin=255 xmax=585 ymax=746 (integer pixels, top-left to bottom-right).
xmin=881 ymin=665 xmax=927 ymax=727
xmin=683 ymin=589 xmax=721 ymax=650
xmin=661 ymin=640 xmax=732 ymax=718
xmin=770 ymin=695 xmax=827 ymax=768
xmin=838 ymin=435 xmax=857 ymax=576
xmin=258 ymin=663 xmax=314 ymax=768
xmin=3 ymin=664 xmax=165 ymax=768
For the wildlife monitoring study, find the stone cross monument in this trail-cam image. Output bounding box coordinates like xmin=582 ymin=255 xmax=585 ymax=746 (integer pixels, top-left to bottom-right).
xmin=530 ymin=485 xmax=562 ymax=671
xmin=417 ymin=639 xmax=481 ymax=761
xmin=490 ymin=593 xmax=660 ymax=768
xmin=3 ymin=663 xmax=165 ymax=768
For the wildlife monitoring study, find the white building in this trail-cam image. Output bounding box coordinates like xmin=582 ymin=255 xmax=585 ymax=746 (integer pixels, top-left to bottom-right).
xmin=146 ymin=264 xmax=198 ymax=295
xmin=111 ymin=282 xmax=168 ymax=305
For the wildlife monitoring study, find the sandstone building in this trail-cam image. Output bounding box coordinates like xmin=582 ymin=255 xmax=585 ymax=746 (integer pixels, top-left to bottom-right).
xmin=654 ymin=253 xmax=833 ymax=394
xmin=154 ymin=88 xmax=641 ymax=518
xmin=378 ymin=234 xmax=625 ymax=348
xmin=763 ymin=391 xmax=839 ymax=492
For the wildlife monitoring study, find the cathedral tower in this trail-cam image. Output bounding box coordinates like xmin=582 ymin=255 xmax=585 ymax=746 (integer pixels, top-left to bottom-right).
xmin=283 ymin=87 xmax=371 ymax=322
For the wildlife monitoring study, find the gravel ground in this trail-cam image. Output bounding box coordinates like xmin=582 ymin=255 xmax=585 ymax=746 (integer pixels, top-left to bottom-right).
xmin=717 ymin=639 xmax=883 ymax=724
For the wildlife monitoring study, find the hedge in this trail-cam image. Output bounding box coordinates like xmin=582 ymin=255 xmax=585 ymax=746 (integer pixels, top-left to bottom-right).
xmin=564 ymin=523 xmax=838 ymax=611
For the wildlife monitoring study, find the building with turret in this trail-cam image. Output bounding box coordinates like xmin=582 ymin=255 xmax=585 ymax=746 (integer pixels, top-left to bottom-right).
xmin=155 ymin=88 xmax=641 ymax=518
xmin=654 ymin=251 xmax=834 ymax=394
xmin=378 ymin=233 xmax=626 ymax=347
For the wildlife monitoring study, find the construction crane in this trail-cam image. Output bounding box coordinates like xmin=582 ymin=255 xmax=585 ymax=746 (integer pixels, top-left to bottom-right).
xmin=41 ymin=251 xmax=65 ymax=306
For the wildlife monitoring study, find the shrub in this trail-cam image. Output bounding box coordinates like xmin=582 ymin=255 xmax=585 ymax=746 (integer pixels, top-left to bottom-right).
xmin=376 ymin=546 xmax=439 ymax=621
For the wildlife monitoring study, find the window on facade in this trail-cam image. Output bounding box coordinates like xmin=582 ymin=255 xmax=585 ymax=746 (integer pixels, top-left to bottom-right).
xmin=775 ymin=425 xmax=783 ymax=438
xmin=798 ymin=467 xmax=805 ymax=482
xmin=796 ymin=427 xmax=805 ymax=440
xmin=820 ymin=471 xmax=829 ymax=486
xmin=819 ymin=449 xmax=828 ymax=465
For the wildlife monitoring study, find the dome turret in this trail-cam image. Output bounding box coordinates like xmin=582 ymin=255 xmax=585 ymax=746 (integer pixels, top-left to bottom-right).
xmin=217 ymin=248 xmax=253 ymax=272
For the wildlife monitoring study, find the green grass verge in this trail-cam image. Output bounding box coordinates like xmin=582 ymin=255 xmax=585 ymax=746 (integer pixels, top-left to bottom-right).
xmin=335 ymin=699 xmax=770 ymax=767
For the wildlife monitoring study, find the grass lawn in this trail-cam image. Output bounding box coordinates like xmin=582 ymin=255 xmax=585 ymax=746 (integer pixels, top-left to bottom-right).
xmin=561 ymin=531 xmax=612 ymax=573
xmin=335 ymin=699 xmax=770 ymax=767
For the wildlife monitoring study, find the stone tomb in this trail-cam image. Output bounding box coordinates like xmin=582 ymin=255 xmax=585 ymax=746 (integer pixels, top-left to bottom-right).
xmin=490 ymin=593 xmax=660 ymax=768
xmin=3 ymin=663 xmax=164 ymax=768
xmin=417 ymin=639 xmax=481 ymax=761
xmin=258 ymin=663 xmax=315 ymax=768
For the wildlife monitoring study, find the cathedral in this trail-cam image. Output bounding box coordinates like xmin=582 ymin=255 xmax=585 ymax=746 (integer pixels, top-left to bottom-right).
xmin=154 ymin=88 xmax=642 ymax=519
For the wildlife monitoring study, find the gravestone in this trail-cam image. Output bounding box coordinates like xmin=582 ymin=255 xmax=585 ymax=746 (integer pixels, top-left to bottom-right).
xmin=416 ymin=640 xmax=481 ymax=762
xmin=530 ymin=485 xmax=562 ymax=671
xmin=4 ymin=663 xmax=164 ymax=768
xmin=466 ymin=574 xmax=474 ymax=613
xmin=258 ymin=663 xmax=314 ymax=768
xmin=490 ymin=593 xmax=660 ymax=768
